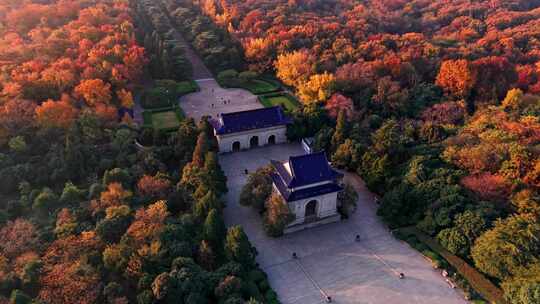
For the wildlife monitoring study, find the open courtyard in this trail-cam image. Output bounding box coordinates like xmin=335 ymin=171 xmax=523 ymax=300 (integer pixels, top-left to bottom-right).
xmin=220 ymin=143 xmax=466 ymax=304
xmin=180 ymin=79 xmax=263 ymax=121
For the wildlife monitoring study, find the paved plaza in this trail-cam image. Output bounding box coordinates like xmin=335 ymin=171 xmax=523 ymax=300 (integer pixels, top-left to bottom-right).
xmin=180 ymin=79 xmax=263 ymax=122
xmin=220 ymin=143 xmax=466 ymax=304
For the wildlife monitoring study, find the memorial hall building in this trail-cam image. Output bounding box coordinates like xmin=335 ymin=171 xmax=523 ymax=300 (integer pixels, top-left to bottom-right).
xmin=211 ymin=106 xmax=291 ymax=153
xmin=270 ymin=152 xmax=343 ymax=233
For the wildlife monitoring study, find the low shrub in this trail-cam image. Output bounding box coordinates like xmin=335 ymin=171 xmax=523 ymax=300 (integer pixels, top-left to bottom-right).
xmin=142 ymin=81 xmax=199 ymax=109
xmin=264 ymin=289 xmax=278 ymax=302
xmin=248 ymin=269 xmax=267 ymax=283
xmin=258 ymin=278 xmax=270 ymax=292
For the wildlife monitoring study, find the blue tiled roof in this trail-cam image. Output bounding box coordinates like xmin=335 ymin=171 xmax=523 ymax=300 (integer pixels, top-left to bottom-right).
xmin=211 ymin=106 xmax=291 ymax=135
xmin=271 ymin=173 xmax=343 ymax=202
xmin=287 ymin=152 xmax=343 ymax=188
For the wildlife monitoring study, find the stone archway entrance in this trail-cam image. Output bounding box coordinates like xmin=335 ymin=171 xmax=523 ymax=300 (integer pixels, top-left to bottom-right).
xmin=232 ymin=141 xmax=241 ymax=152
xmin=305 ymin=200 xmax=318 ymax=222
xmin=268 ymin=135 xmax=276 ymax=145
xmin=250 ymin=136 xmax=259 ymax=148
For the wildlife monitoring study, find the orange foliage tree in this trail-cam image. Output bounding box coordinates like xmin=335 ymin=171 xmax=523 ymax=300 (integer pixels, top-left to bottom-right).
xmin=436 ymin=59 xmax=476 ymax=99
xmin=35 ymin=95 xmax=78 ymax=129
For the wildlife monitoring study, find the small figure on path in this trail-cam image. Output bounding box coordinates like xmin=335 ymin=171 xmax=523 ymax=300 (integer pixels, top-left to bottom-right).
xmin=292 ymin=252 xmax=297 ymax=259
xmin=326 ymin=296 xmax=332 ymax=303
xmin=399 ymin=273 xmax=405 ymax=279
xmin=244 ymin=169 xmax=248 ymax=175
xmin=355 ymin=234 xmax=360 ymax=242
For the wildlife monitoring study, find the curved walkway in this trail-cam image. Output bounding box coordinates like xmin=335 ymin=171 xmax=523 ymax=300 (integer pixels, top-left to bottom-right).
xmin=220 ymin=143 xmax=466 ymax=304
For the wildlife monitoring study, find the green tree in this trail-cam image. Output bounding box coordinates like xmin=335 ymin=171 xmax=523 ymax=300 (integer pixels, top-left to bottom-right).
xmin=503 ymin=278 xmax=540 ymax=304
xmin=371 ymin=119 xmax=408 ymax=158
xmin=331 ymin=110 xmax=348 ymax=151
xmin=203 ymin=209 xmax=226 ymax=252
xmin=203 ymin=152 xmax=227 ymax=195
xmin=192 ymin=132 xmax=209 ymax=167
xmin=239 ymin=166 xmax=274 ymax=212
xmin=8 ymin=136 xmax=27 ymax=153
xmin=332 ymin=139 xmax=363 ymax=170
xmin=32 ymin=187 xmax=58 ymax=213
xmin=454 ymin=210 xmax=486 ymax=244
xmin=359 ymin=151 xmax=390 ymax=192
xmin=224 ymin=226 xmax=256 ymax=267
xmin=197 ymin=240 xmax=216 ymax=271
xmin=9 ymin=289 xmax=32 ymax=304
xmin=263 ymin=194 xmax=294 ymax=237
xmin=193 ymin=190 xmax=221 ymax=221
xmin=214 ymin=275 xmax=242 ymax=299
xmin=338 ymin=183 xmax=358 ymax=218
xmin=171 ymin=118 xmax=198 ymax=167
xmin=180 ymin=162 xmax=203 ymax=194
xmin=437 ymin=227 xmax=468 ymax=256
xmin=21 ymin=259 xmax=41 ymax=293
xmin=59 ymin=181 xmax=85 ymax=205
xmin=472 ymin=215 xmax=540 ymax=280
xmin=64 ymin=124 xmax=86 ymax=179
xmin=96 ymin=206 xmax=132 ymax=244
xmin=103 ymin=168 xmax=131 ymax=187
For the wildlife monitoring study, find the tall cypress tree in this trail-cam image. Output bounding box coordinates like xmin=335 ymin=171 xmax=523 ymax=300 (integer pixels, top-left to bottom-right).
xmin=193 ymin=190 xmax=220 ymax=221
xmin=224 ymin=225 xmax=256 ymax=268
xmin=203 ymin=151 xmax=227 ymax=195
xmin=64 ymin=123 xmax=85 ymax=180
xmin=331 ymin=110 xmax=348 ymax=152
xmin=203 ymin=208 xmax=226 ymax=254
xmin=191 ymin=132 xmax=209 ymax=167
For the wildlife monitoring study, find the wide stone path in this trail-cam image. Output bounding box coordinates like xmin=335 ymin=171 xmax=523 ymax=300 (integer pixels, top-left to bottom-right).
xmin=220 ymin=143 xmax=466 ymax=304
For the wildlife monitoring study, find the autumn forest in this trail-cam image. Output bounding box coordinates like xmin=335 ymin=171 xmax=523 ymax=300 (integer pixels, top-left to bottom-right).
xmin=0 ymin=0 xmax=539 ymax=304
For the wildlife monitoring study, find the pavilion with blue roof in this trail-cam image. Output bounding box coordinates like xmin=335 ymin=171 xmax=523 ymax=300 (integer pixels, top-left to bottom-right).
xmin=270 ymin=151 xmax=343 ymax=233
xmin=211 ymin=106 xmax=291 ymax=153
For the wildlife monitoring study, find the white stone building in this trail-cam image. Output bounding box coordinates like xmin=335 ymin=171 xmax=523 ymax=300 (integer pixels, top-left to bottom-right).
xmin=211 ymin=106 xmax=291 ymax=153
xmin=270 ymin=152 xmax=343 ymax=233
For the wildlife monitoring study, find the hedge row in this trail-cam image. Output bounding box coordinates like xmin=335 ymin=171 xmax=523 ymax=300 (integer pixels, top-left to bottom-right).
xmin=398 ymin=227 xmax=506 ymax=304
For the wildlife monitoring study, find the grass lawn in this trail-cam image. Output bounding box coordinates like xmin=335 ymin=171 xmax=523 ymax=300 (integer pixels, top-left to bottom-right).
xmin=218 ymin=77 xmax=280 ymax=95
xmin=152 ymin=111 xmax=179 ymax=130
xmin=259 ymin=93 xmax=300 ymax=111
xmin=142 ymin=107 xmax=184 ymax=132
xmin=176 ymin=80 xmax=199 ymax=95
xmin=242 ymin=79 xmax=280 ymax=95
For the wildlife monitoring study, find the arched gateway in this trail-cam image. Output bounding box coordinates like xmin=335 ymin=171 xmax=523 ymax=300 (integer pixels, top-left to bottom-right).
xmin=250 ymin=136 xmax=259 ymax=148
xmin=305 ymin=200 xmax=318 ymax=218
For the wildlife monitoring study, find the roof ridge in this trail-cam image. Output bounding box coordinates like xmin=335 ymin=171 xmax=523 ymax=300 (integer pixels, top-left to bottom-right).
xmin=220 ymin=106 xmax=280 ymax=117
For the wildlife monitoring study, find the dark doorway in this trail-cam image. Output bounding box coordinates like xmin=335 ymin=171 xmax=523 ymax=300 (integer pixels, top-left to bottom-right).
xmin=305 ymin=200 xmax=318 ymax=218
xmin=250 ymin=136 xmax=259 ymax=148
xmin=268 ymin=135 xmax=276 ymax=145
xmin=232 ymin=141 xmax=241 ymax=152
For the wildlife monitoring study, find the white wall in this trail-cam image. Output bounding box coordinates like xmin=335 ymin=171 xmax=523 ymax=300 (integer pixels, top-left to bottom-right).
xmin=215 ymin=125 xmax=287 ymax=153
xmin=286 ymin=191 xmax=339 ymax=226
